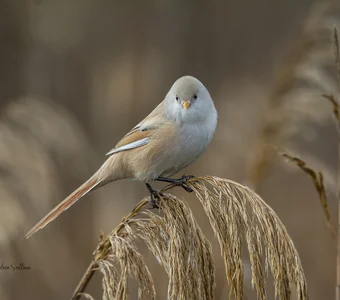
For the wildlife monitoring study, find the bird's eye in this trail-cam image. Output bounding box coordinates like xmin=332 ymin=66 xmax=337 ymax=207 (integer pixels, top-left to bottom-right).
xmin=176 ymin=96 xmax=179 ymax=101
xmin=193 ymin=94 xmax=198 ymax=100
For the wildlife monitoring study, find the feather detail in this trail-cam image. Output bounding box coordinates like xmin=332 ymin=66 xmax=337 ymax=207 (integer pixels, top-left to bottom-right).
xmin=105 ymin=109 xmax=165 ymax=156
xmin=106 ymin=137 xmax=149 ymax=155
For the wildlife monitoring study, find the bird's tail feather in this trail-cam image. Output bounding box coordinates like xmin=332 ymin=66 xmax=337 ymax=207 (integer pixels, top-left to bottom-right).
xmin=25 ymin=177 xmax=101 ymax=239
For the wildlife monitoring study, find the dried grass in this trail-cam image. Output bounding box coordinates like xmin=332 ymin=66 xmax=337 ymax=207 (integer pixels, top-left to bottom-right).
xmin=323 ymin=25 xmax=340 ymax=300
xmin=0 ymin=97 xmax=101 ymax=300
xmin=248 ymin=1 xmax=340 ymax=190
xmin=72 ymin=176 xmax=308 ymax=300
xmin=274 ymin=24 xmax=340 ymax=300
xmin=78 ymin=293 xmax=96 ymax=300
xmin=280 ymin=152 xmax=335 ymax=238
xmin=246 ymin=15 xmax=340 ymax=300
xmin=101 ymin=238 xmax=155 ymax=300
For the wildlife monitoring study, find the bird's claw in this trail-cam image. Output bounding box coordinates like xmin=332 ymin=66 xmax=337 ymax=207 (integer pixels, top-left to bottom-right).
xmin=181 ymin=184 xmax=193 ymax=193
xmin=146 ymin=183 xmax=160 ymax=209
xmin=177 ymin=175 xmax=195 ymax=192
xmin=178 ymin=175 xmax=195 ymax=184
xmin=154 ymin=175 xmax=196 ymax=193
xmin=150 ymin=192 xmax=160 ymax=209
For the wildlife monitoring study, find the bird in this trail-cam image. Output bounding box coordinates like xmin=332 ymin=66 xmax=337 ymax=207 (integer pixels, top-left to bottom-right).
xmin=25 ymin=75 xmax=218 ymax=239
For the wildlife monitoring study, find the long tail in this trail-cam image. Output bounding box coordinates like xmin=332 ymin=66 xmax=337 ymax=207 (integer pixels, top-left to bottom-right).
xmin=25 ymin=177 xmax=101 ymax=239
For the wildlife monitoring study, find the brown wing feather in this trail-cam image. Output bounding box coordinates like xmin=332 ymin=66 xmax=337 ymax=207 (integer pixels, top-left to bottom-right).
xmin=115 ymin=128 xmax=153 ymax=148
xmin=107 ymin=101 xmax=165 ymax=154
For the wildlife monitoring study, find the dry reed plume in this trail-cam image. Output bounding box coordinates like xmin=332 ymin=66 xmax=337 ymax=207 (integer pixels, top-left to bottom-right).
xmin=248 ymin=1 xmax=340 ymax=191
xmin=322 ymin=25 xmax=340 ymax=300
xmin=278 ymin=25 xmax=340 ymax=300
xmin=280 ymin=152 xmax=335 ymax=238
xmin=72 ymin=176 xmax=308 ymax=300
xmin=0 ymin=97 xmax=101 ymax=300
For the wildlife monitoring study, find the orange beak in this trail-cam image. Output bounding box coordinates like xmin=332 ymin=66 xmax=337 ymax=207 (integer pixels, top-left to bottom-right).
xmin=182 ymin=101 xmax=191 ymax=110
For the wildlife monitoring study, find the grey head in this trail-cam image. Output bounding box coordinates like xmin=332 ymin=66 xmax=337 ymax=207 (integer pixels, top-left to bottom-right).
xmin=164 ymin=75 xmax=217 ymax=124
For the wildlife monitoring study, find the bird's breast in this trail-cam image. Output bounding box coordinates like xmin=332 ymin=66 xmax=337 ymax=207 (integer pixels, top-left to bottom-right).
xmin=128 ymin=121 xmax=215 ymax=181
xmin=160 ymin=122 xmax=213 ymax=177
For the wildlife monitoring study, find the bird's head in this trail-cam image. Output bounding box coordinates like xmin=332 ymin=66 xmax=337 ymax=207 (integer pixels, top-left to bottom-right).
xmin=164 ymin=75 xmax=217 ymax=125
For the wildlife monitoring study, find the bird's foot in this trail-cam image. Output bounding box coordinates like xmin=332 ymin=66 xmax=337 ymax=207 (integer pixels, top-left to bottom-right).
xmin=156 ymin=175 xmax=195 ymax=193
xmin=150 ymin=192 xmax=160 ymax=209
xmin=177 ymin=175 xmax=195 ymax=184
xmin=145 ymin=183 xmax=160 ymax=209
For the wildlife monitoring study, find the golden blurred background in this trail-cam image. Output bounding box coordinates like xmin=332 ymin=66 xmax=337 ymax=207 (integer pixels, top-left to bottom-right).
xmin=1 ymin=0 xmax=339 ymax=299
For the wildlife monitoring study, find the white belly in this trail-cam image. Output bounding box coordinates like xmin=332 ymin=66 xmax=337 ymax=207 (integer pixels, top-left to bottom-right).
xmin=151 ymin=123 xmax=213 ymax=179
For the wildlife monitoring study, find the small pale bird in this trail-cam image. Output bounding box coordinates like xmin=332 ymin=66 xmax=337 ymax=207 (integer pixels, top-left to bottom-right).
xmin=25 ymin=75 xmax=217 ymax=238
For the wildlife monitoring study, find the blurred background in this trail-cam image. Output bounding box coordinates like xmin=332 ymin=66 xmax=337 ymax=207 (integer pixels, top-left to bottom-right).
xmin=1 ymin=0 xmax=339 ymax=299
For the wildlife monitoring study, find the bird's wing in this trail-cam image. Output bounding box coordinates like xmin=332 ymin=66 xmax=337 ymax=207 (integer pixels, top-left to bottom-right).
xmin=106 ymin=103 xmax=165 ymax=156
xmin=106 ymin=126 xmax=152 ymax=155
